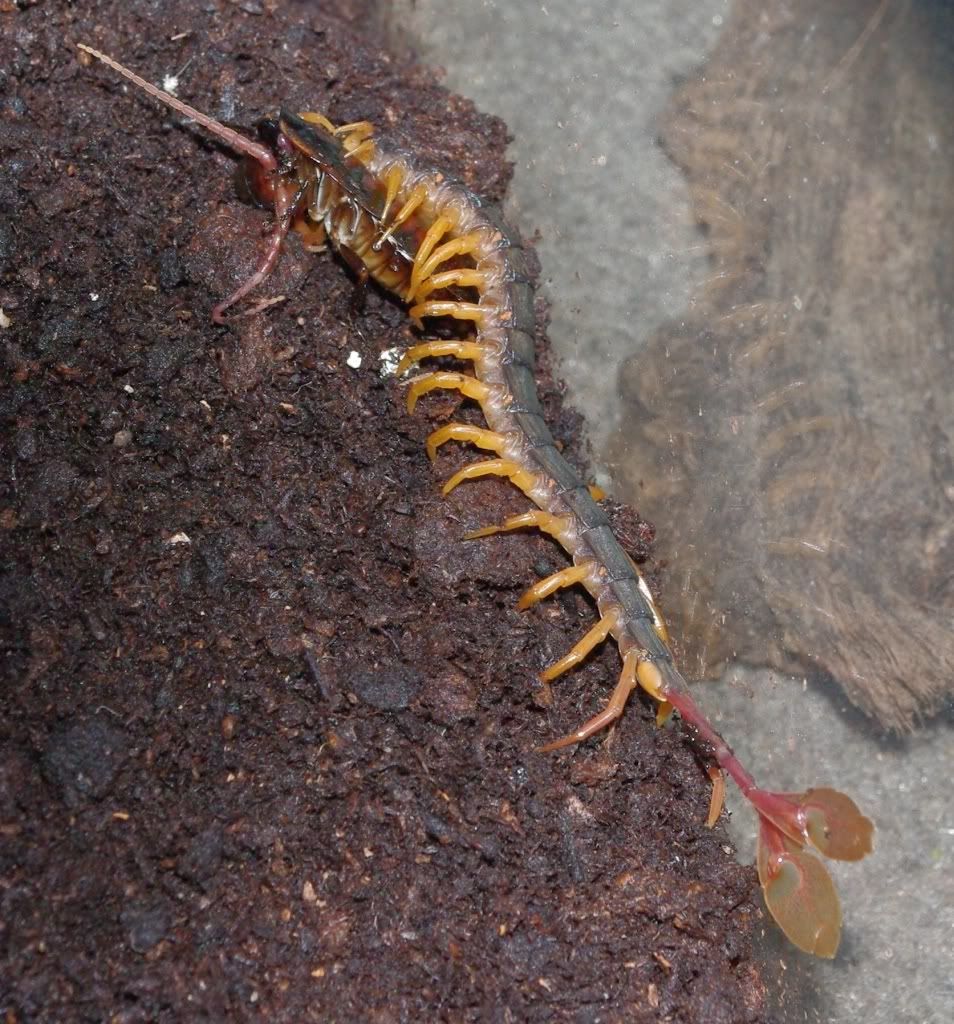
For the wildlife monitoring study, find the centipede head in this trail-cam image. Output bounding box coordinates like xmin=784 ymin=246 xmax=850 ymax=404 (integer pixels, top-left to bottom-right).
xmin=235 ymin=117 xmax=295 ymax=210
xmin=278 ymin=111 xmax=362 ymax=191
xmin=235 ymin=111 xmax=365 ymax=215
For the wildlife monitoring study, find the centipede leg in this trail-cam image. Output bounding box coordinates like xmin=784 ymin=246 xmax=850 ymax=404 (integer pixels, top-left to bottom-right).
xmin=516 ymin=563 xmax=593 ymax=610
xmin=538 ymin=649 xmax=638 ymax=752
xmin=409 ymin=269 xmax=491 ymax=305
xmin=345 ymin=140 xmax=376 ymax=163
xmin=408 ymin=300 xmax=485 ymax=331
xmin=334 ymin=119 xmax=377 ymax=165
xmin=656 ymin=700 xmax=674 ymax=726
xmin=334 ymin=120 xmax=375 ymax=141
xmin=441 ymin=458 xmax=537 ymax=498
xmin=396 ymin=340 xmax=485 ymax=376
xmin=376 ymin=183 xmax=428 ymax=249
xmin=463 ymin=510 xmax=571 ymax=542
xmin=405 ymin=371 xmax=490 ymax=414
xmin=410 ymin=232 xmax=485 ymax=297
xmin=707 ymin=765 xmax=726 ymax=827
xmin=298 ymin=114 xmax=376 ymax=150
xmin=410 ymin=215 xmax=456 ymax=283
xmin=539 ymin=609 xmax=618 ymax=682
xmin=380 ymin=165 xmax=405 ymax=223
xmin=425 ymin=423 xmax=506 ymax=462
xmin=298 ymin=111 xmax=337 ymax=133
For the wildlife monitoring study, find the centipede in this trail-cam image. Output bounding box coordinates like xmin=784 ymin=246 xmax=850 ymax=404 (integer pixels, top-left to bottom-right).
xmin=78 ymin=43 xmax=873 ymax=958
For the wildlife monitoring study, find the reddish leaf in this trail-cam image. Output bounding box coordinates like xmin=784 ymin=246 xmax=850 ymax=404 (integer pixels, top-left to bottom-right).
xmin=757 ymin=818 xmax=842 ymax=958
xmin=798 ymin=787 xmax=874 ymax=862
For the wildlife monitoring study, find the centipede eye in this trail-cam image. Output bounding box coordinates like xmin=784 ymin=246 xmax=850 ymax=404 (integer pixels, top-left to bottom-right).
xmin=254 ymin=116 xmax=283 ymax=149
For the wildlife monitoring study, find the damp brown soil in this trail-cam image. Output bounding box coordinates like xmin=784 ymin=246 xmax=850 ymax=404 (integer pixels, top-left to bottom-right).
xmin=1 ymin=2 xmax=773 ymax=1021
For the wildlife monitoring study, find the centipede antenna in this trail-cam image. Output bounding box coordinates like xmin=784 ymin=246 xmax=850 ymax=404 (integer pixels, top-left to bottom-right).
xmin=77 ymin=43 xmax=277 ymax=173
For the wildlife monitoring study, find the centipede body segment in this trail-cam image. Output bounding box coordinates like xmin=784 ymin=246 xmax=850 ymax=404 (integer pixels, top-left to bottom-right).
xmin=78 ymin=43 xmax=874 ymax=960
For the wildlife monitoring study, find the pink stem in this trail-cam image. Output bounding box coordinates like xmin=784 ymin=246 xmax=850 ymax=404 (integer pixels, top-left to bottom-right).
xmin=78 ymin=45 xmax=277 ymax=173
xmin=657 ymin=677 xmax=759 ymax=798
xmin=659 ymin=674 xmax=811 ymax=845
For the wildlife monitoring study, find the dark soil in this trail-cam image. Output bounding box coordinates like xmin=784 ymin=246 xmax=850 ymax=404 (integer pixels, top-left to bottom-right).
xmin=2 ymin=2 xmax=772 ymax=1020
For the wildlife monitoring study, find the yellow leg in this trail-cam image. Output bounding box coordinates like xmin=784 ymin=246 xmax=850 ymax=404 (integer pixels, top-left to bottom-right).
xmin=655 ymin=700 xmax=674 ymax=726
xmin=706 ymin=766 xmax=726 ymax=828
xmin=408 ymin=300 xmax=485 ymax=330
xmin=516 ymin=563 xmax=593 ymax=611
xmin=538 ymin=648 xmax=637 ymax=752
xmin=335 ymin=121 xmax=375 ymax=141
xmin=381 ymin=165 xmax=405 ymax=222
xmin=298 ymin=111 xmax=337 ymax=133
xmin=376 ymin=183 xmax=428 ymax=249
xmin=405 ymin=371 xmax=490 ymax=415
xmin=396 ymin=340 xmax=485 ymax=376
xmin=344 ymin=139 xmax=376 ymax=164
xmin=425 ymin=423 xmax=506 ymax=462
xmin=410 ymin=233 xmax=485 ymax=295
xmin=410 ymin=216 xmax=457 ymax=291
xmin=410 ymin=269 xmax=491 ymax=304
xmin=296 ymin=116 xmax=374 ymax=161
xmin=540 ymin=608 xmax=619 ymax=683
xmin=588 ymin=483 xmax=606 ymax=501
xmin=464 ymin=509 xmax=571 ymax=542
xmin=441 ymin=458 xmax=538 ymax=498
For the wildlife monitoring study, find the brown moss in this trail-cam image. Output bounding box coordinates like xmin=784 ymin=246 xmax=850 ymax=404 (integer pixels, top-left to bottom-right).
xmin=610 ymin=0 xmax=954 ymax=730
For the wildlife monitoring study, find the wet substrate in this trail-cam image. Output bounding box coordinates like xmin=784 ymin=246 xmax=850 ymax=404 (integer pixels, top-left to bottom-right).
xmin=1 ymin=2 xmax=769 ymax=1020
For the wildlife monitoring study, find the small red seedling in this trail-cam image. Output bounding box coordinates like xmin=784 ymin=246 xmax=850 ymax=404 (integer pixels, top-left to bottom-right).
xmin=669 ymin=686 xmax=874 ymax=956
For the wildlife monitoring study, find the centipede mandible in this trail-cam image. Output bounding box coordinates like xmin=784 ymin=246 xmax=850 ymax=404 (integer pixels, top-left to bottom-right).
xmin=77 ymin=42 xmax=874 ymax=958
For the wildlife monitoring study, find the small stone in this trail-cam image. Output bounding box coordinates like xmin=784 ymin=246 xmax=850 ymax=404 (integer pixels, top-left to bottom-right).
xmin=176 ymin=826 xmax=223 ymax=884
xmin=41 ymin=718 xmax=128 ymax=807
xmin=350 ymin=665 xmax=422 ymax=711
xmin=120 ymin=902 xmax=170 ymax=954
